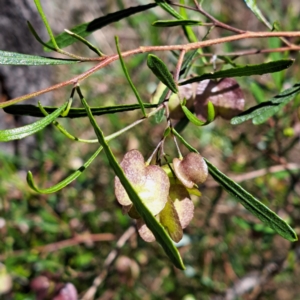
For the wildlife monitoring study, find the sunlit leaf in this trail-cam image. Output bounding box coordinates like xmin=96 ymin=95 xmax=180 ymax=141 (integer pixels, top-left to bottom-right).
xmin=154 ymin=0 xmax=183 ymax=19
xmin=0 ymin=102 xmax=67 ymax=142
xmin=115 ymin=36 xmax=146 ymax=117
xmin=64 ymin=29 xmax=104 ymax=56
xmin=181 ymin=102 xmax=214 ymax=126
xmin=34 ymin=0 xmax=59 ymax=49
xmin=205 ymin=158 xmax=298 ymax=242
xmin=27 ymin=146 xmax=103 ymax=193
xmin=180 ymin=59 xmax=294 ymax=85
xmin=206 ymin=101 xmax=215 ymax=123
xmin=231 ymin=82 xmax=300 ymax=125
xmin=182 ymin=105 xmax=206 ymax=126
xmin=0 ymin=50 xmax=78 ymax=66
xmin=243 ymin=0 xmax=272 ymax=29
xmin=147 ymin=54 xmax=178 ymax=93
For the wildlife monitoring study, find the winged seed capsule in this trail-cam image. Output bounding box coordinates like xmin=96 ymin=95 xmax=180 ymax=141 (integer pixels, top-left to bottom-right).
xmin=173 ymin=152 xmax=208 ymax=189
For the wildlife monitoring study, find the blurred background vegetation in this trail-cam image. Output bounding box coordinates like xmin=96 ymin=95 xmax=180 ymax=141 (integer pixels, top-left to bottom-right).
xmin=0 ymin=0 xmax=300 ymax=299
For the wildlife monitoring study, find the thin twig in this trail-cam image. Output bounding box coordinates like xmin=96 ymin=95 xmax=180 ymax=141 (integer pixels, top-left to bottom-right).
xmin=81 ymin=226 xmax=136 ymax=300
xmin=2 ymin=31 xmax=300 ymax=108
xmin=191 ymin=0 xmax=245 ymax=34
xmin=173 ymin=49 xmax=186 ymax=82
xmin=0 ymin=233 xmax=115 ymax=260
xmin=146 ymin=139 xmax=164 ymax=165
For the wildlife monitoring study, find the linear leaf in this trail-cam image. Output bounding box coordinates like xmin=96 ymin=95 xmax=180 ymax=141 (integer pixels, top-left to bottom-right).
xmin=34 ymin=0 xmax=59 ymax=49
xmin=155 ymin=0 xmax=206 ymax=63
xmin=0 ymin=50 xmax=78 ymax=66
xmin=27 ymin=146 xmax=102 ymax=193
xmin=115 ymin=36 xmax=146 ymax=117
xmin=181 ymin=49 xmax=198 ymax=78
xmin=243 ymin=0 xmax=272 ymax=29
xmin=3 ymin=103 xmax=157 ymax=118
xmin=155 ymin=86 xmax=169 ymax=123
xmin=64 ymin=29 xmax=104 ymax=56
xmin=171 ymin=130 xmax=297 ymax=242
xmin=154 ymin=0 xmax=183 ymax=19
xmin=204 ymin=158 xmax=298 ymax=242
xmin=206 ymin=101 xmax=215 ymax=123
xmin=27 ymin=21 xmax=56 ymax=51
xmin=152 ymin=19 xmax=202 ymax=27
xmin=180 ymin=59 xmax=294 ymax=85
xmin=44 ymin=3 xmax=156 ymax=51
xmin=147 ymin=54 xmax=178 ymax=93
xmin=0 ymin=102 xmax=67 ymax=142
xmin=181 ymin=105 xmax=206 ymax=126
xmin=181 ymin=101 xmax=215 ymax=126
xmin=79 ymin=90 xmax=185 ymax=270
xmin=37 ymin=102 xmax=98 ymax=144
xmin=231 ymin=82 xmax=300 ymax=125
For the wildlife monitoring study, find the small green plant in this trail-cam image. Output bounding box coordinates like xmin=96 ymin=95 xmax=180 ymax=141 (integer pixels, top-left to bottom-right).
xmin=1 ymin=0 xmax=299 ymax=283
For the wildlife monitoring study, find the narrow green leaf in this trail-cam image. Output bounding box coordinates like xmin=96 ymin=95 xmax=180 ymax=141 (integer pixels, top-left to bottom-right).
xmin=34 ymin=0 xmax=59 ymax=49
xmin=180 ymin=59 xmax=294 ymax=85
xmin=64 ymin=29 xmax=104 ymax=57
xmin=37 ymin=102 xmax=98 ymax=144
xmin=179 ymin=0 xmax=207 ymax=63
xmin=152 ymin=20 xmax=202 ymax=27
xmin=0 ymin=50 xmax=78 ymax=66
xmin=231 ymin=82 xmax=300 ymax=125
xmin=217 ymin=55 xmax=239 ymax=67
xmin=155 ymin=86 xmax=168 ymax=123
xmin=268 ymin=38 xmax=284 ymax=89
xmin=243 ymin=0 xmax=272 ymax=29
xmin=147 ymin=54 xmax=178 ymax=93
xmin=206 ymin=101 xmax=215 ymax=123
xmin=3 ymin=103 xmax=157 ymax=118
xmin=27 ymin=146 xmax=102 ymax=193
xmin=155 ymin=0 xmax=207 ymax=63
xmin=115 ymin=36 xmax=146 ymax=117
xmin=44 ymin=3 xmax=157 ymax=51
xmin=181 ymin=105 xmax=206 ymax=126
xmin=171 ymin=129 xmax=298 ymax=242
xmin=154 ymin=0 xmax=184 ymax=19
xmin=181 ymin=49 xmax=198 ymax=78
xmin=78 ymin=89 xmax=185 ymax=270
xmin=0 ymin=102 xmax=68 ymax=142
xmin=204 ymin=159 xmax=298 ymax=242
xmin=27 ymin=21 xmax=56 ymax=51
xmin=181 ymin=102 xmax=214 ymax=126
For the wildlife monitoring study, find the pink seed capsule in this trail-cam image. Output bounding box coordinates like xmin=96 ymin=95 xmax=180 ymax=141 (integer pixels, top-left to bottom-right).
xmin=173 ymin=153 xmax=208 ymax=189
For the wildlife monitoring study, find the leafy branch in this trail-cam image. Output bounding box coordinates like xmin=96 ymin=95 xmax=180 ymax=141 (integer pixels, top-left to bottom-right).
xmin=1 ymin=30 xmax=300 ymax=108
